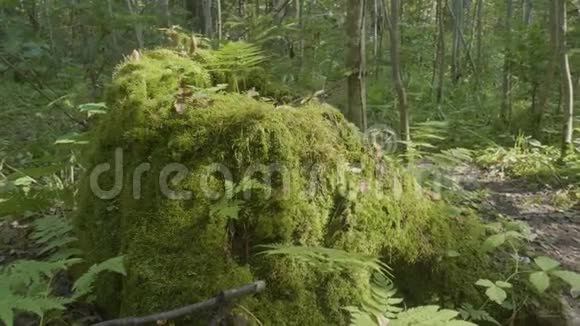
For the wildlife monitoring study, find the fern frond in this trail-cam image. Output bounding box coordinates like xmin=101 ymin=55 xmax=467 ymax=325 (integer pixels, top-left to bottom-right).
xmin=390 ymin=306 xmax=477 ymax=326
xmin=258 ymin=245 xmax=391 ymax=276
xmin=0 ymin=262 xmax=74 ymax=326
xmin=4 ymin=259 xmax=81 ymax=288
xmin=458 ymin=303 xmax=500 ymax=325
xmin=31 ymin=215 xmax=74 ymax=246
xmin=30 ymin=215 xmax=78 ymax=260
xmin=72 ymin=256 xmax=126 ymax=299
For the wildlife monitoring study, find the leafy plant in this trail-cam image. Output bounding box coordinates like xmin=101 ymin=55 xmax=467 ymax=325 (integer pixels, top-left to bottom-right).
xmin=0 ymin=215 xmax=126 ymax=326
xmin=261 ymin=245 xmax=474 ymax=326
xmin=458 ymin=303 xmax=500 ymax=325
xmin=528 ymin=256 xmax=580 ymax=294
xmin=475 ymin=279 xmax=512 ymax=305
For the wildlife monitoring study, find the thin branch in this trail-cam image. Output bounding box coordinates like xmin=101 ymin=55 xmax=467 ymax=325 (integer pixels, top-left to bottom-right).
xmin=92 ymin=281 xmax=266 ymax=326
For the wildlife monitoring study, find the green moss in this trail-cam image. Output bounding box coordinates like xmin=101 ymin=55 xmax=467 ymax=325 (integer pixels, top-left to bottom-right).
xmin=76 ymin=47 xmax=494 ymax=324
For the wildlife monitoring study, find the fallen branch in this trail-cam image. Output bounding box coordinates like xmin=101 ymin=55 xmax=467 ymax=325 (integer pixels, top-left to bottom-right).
xmin=92 ymin=281 xmax=266 ymax=326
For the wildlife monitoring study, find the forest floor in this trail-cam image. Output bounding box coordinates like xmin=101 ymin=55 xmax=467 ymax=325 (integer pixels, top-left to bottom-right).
xmin=454 ymin=164 xmax=580 ymax=323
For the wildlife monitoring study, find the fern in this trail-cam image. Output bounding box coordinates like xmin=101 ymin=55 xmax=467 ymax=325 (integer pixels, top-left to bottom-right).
xmin=390 ymin=306 xmax=477 ymax=326
xmin=202 ymin=42 xmax=267 ymax=92
xmin=0 ymin=259 xmax=77 ymax=326
xmin=344 ymin=273 xmax=403 ymax=325
xmin=72 ymin=256 xmax=126 ymax=299
xmin=4 ymin=259 xmax=81 ymax=289
xmin=30 ymin=215 xmax=81 ymax=261
xmin=259 ymin=245 xmax=391 ymax=276
xmin=458 ymin=303 xmax=500 ymax=325
xmin=261 ymin=245 xmax=475 ymax=326
xmin=0 ymin=215 xmax=127 ymax=325
xmin=0 ymin=287 xmax=71 ymax=326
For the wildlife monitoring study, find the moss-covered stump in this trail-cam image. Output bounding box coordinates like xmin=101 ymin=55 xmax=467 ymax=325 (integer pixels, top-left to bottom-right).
xmin=76 ymin=49 xmax=491 ymax=324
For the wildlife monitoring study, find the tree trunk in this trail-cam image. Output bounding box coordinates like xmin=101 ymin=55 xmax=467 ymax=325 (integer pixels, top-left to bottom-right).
xmin=158 ymin=0 xmax=170 ymax=27
xmin=389 ymin=0 xmax=410 ymax=144
xmin=500 ymin=0 xmax=513 ymax=123
xmin=534 ymin=0 xmax=558 ymax=128
xmin=202 ymin=0 xmax=214 ymax=37
xmin=475 ymin=0 xmax=483 ymax=86
xmin=558 ymin=0 xmax=574 ymax=157
xmin=217 ymin=0 xmax=223 ymax=40
xmin=451 ymin=0 xmax=463 ymax=83
xmin=522 ymin=0 xmax=532 ymax=25
xmin=345 ymin=0 xmax=367 ymax=131
xmin=125 ymin=0 xmax=144 ymax=49
xmin=107 ymin=0 xmax=119 ymax=51
xmin=433 ymin=0 xmax=445 ymax=104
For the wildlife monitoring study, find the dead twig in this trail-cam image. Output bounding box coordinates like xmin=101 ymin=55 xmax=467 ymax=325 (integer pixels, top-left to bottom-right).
xmin=92 ymin=281 xmax=266 ymax=326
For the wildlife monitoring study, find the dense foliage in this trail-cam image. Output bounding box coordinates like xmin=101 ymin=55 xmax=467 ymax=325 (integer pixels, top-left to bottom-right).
xmin=0 ymin=0 xmax=579 ymax=325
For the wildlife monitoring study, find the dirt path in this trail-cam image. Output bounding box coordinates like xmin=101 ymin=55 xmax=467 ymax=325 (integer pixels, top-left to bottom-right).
xmin=454 ymin=164 xmax=580 ymax=324
xmin=474 ymin=170 xmax=580 ymax=272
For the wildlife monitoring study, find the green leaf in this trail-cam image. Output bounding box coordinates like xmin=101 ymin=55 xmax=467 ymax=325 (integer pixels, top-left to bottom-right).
xmin=0 ymin=303 xmax=14 ymax=326
xmin=495 ymin=281 xmax=512 ymax=289
xmin=534 ymin=256 xmax=560 ymax=271
xmin=54 ymin=133 xmax=90 ymax=146
xmin=485 ymin=286 xmax=507 ymax=305
xmin=475 ymin=279 xmax=494 ymax=288
xmin=78 ymin=102 xmax=108 ymax=117
xmin=483 ymin=234 xmax=506 ymax=251
xmin=530 ymin=271 xmax=550 ymax=293
xmin=552 ymin=271 xmax=580 ymax=291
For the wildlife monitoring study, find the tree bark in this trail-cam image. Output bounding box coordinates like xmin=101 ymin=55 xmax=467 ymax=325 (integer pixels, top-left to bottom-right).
xmin=107 ymin=0 xmax=119 ymax=51
xmin=433 ymin=0 xmax=445 ymax=104
xmin=389 ymin=0 xmax=410 ymax=144
xmin=217 ymin=0 xmax=223 ymax=41
xmin=558 ymin=0 xmax=574 ymax=157
xmin=451 ymin=0 xmax=463 ymax=83
xmin=125 ymin=0 xmax=144 ymax=49
xmin=475 ymin=0 xmax=483 ymax=86
xmin=158 ymin=0 xmax=170 ymax=27
xmin=202 ymin=0 xmax=214 ymax=37
xmin=500 ymin=0 xmax=513 ymax=123
xmin=346 ymin=0 xmax=367 ymax=131
xmin=522 ymin=0 xmax=532 ymax=25
xmin=534 ymin=0 xmax=558 ymax=128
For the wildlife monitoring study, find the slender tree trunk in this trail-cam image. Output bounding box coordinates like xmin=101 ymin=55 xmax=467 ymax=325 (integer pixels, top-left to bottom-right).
xmin=125 ymin=0 xmax=144 ymax=49
xmin=217 ymin=0 xmax=223 ymax=40
xmin=558 ymin=0 xmax=574 ymax=157
xmin=43 ymin=0 xmax=55 ymax=52
xmin=433 ymin=0 xmax=445 ymax=104
xmin=346 ymin=0 xmax=367 ymax=131
xmin=500 ymin=0 xmax=513 ymax=123
xmin=389 ymin=0 xmax=410 ymax=144
xmin=475 ymin=0 xmax=483 ymax=87
xmin=202 ymin=0 xmax=214 ymax=37
xmin=373 ymin=0 xmax=379 ymax=58
xmin=534 ymin=0 xmax=558 ymax=128
xmin=297 ymin=0 xmax=305 ymax=72
xmin=522 ymin=0 xmax=532 ymax=25
xmin=451 ymin=0 xmax=463 ymax=83
xmin=158 ymin=0 xmax=170 ymax=27
xmin=107 ymin=0 xmax=119 ymax=51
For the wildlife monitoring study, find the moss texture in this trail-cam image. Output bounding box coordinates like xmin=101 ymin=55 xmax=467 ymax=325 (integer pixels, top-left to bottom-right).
xmin=76 ymin=48 xmax=492 ymax=324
